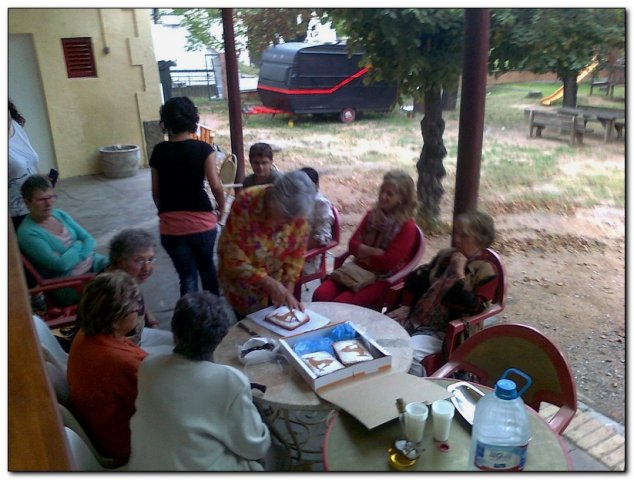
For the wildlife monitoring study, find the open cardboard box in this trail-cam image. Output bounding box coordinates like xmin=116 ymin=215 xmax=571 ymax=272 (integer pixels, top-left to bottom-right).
xmin=279 ymin=321 xmax=451 ymax=429
xmin=278 ymin=321 xmax=392 ymax=391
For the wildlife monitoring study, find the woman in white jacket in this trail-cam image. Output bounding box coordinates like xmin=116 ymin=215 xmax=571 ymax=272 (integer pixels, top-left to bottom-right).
xmin=128 ymin=291 xmax=270 ymax=471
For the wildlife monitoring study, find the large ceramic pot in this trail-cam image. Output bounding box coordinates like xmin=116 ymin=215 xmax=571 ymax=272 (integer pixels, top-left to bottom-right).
xmin=99 ymin=144 xmax=140 ymax=178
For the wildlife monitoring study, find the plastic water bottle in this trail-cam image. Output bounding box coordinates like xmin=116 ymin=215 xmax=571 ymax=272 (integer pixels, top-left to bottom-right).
xmin=468 ymin=368 xmax=532 ymax=471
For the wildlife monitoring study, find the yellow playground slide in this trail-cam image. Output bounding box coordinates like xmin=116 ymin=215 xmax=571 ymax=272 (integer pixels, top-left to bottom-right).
xmin=540 ymin=60 xmax=600 ymax=106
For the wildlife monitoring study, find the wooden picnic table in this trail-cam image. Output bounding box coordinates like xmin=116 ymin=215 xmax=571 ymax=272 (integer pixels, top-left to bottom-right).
xmin=557 ymin=106 xmax=625 ymax=143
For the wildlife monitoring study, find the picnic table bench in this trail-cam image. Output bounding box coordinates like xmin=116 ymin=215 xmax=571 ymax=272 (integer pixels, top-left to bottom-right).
xmin=557 ymin=106 xmax=625 ymax=143
xmin=527 ymin=109 xmax=590 ymax=145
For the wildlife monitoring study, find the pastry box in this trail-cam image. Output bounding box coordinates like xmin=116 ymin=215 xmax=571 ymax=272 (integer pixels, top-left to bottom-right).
xmin=278 ymin=321 xmax=392 ymax=391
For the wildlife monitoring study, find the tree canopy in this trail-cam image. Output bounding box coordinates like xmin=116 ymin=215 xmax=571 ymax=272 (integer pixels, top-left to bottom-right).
xmin=327 ymin=9 xmax=464 ymax=102
xmin=489 ymin=9 xmax=625 ymax=106
xmin=168 ymin=8 xmax=320 ymax=65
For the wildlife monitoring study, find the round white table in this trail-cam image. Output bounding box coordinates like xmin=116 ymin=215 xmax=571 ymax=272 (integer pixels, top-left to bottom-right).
xmin=213 ymin=301 xmax=413 ymax=410
xmin=322 ymin=378 xmax=573 ymax=471
xmin=213 ymin=301 xmax=413 ymax=466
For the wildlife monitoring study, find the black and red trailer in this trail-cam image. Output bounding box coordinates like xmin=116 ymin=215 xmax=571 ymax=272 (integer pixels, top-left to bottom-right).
xmin=254 ymin=42 xmax=397 ymax=123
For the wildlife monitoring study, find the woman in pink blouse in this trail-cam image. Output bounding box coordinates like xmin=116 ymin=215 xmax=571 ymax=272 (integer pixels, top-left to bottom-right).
xmin=218 ymin=170 xmax=316 ymax=318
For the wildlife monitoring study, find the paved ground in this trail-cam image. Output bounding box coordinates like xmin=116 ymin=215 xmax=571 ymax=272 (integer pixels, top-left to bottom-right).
xmin=53 ymin=168 xmax=625 ymax=471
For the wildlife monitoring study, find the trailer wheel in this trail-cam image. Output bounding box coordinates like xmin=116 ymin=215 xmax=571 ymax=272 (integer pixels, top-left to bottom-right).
xmin=340 ymin=108 xmax=356 ymax=123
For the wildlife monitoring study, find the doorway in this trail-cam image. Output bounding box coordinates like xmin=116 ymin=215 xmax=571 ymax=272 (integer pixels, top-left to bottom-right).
xmin=9 ymin=34 xmax=57 ymax=173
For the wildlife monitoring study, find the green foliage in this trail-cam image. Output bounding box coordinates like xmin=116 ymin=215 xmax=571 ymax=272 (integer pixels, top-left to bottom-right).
xmin=170 ymin=8 xmax=223 ymax=52
xmin=237 ymin=9 xmax=321 ymax=65
xmin=490 ymin=8 xmax=625 ymax=80
xmin=170 ymin=8 xmax=321 ymax=66
xmin=326 ymin=9 xmax=464 ymax=102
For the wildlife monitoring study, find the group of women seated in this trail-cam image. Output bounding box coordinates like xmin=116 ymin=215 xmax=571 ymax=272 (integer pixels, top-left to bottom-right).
xmin=17 ymin=95 xmax=500 ymax=471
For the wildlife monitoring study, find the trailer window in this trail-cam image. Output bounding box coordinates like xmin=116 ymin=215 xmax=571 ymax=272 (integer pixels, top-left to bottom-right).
xmin=299 ymin=53 xmax=353 ymax=77
xmin=260 ymin=63 xmax=290 ymax=83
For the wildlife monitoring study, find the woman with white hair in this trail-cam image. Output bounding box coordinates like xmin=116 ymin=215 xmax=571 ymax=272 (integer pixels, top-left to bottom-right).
xmin=218 ymin=170 xmax=316 ymax=318
xmin=108 ymin=228 xmax=174 ymax=354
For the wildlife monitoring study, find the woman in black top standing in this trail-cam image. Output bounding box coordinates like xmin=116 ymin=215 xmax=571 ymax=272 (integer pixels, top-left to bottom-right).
xmin=150 ymin=97 xmax=225 ymax=296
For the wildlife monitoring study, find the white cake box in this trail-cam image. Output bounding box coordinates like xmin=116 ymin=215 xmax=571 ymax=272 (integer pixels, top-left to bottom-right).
xmin=278 ymin=321 xmax=392 ymax=391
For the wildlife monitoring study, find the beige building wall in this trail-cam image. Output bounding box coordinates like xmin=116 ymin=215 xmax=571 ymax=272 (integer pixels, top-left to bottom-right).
xmin=9 ymin=8 xmax=162 ymax=177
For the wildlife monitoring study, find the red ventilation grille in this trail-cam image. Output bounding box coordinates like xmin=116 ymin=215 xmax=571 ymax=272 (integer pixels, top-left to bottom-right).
xmin=61 ymin=38 xmax=97 ymax=78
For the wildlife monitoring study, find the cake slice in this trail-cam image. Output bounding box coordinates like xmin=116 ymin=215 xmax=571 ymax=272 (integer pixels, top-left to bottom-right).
xmin=265 ymin=306 xmax=310 ymax=330
xmin=301 ymin=351 xmax=345 ymax=376
xmin=333 ymin=339 xmax=374 ymax=365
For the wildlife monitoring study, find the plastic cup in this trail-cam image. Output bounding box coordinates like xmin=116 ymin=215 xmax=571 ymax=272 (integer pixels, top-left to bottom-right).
xmin=431 ymin=399 xmax=455 ymax=442
xmin=404 ymin=402 xmax=428 ymax=443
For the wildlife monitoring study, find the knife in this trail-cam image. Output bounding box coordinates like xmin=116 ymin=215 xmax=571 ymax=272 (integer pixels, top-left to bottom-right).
xmin=237 ymin=321 xmax=259 ymax=337
xmin=287 ymin=305 xmax=301 ymax=324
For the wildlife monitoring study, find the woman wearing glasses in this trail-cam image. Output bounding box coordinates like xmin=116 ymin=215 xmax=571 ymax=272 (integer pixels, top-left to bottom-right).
xmin=67 ymin=271 xmax=148 ymax=467
xmin=16 ymin=174 xmax=109 ymax=304
xmin=108 ymin=228 xmax=174 ymax=354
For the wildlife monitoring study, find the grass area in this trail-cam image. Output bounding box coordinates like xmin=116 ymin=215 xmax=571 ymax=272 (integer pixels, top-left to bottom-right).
xmin=195 ymin=79 xmax=624 ymax=214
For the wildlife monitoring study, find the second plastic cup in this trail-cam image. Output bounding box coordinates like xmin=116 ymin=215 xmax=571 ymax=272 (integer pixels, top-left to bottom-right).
xmin=404 ymin=402 xmax=429 ymax=443
xmin=431 ymin=399 xmax=456 ymax=442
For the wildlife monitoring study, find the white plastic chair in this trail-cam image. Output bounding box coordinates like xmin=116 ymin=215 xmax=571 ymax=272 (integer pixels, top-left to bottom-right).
xmin=45 ymin=360 xmax=70 ymax=406
xmin=64 ymin=427 xmax=104 ymax=471
xmin=218 ymin=153 xmax=242 ymax=225
xmin=58 ymin=404 xmax=118 ymax=469
xmin=33 ymin=314 xmax=68 ymax=373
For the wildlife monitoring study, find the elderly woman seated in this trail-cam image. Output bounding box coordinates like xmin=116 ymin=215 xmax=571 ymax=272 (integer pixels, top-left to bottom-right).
xmin=128 ymin=291 xmax=271 ymax=471
xmin=218 ymin=170 xmax=316 ymax=318
xmin=17 ymin=174 xmax=109 ymax=304
xmin=387 ymin=210 xmax=500 ymax=376
xmin=108 ymin=228 xmax=174 ymax=354
xmin=67 ymin=271 xmax=148 ymax=467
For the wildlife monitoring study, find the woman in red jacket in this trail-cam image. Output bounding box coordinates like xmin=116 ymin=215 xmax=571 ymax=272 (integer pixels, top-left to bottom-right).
xmin=312 ymin=169 xmax=418 ymax=307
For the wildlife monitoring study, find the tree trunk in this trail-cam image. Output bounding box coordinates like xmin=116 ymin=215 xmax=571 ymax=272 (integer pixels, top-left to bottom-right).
xmin=441 ymin=79 xmax=459 ymax=111
xmin=416 ymin=85 xmax=447 ymax=231
xmin=562 ymin=74 xmax=578 ymax=108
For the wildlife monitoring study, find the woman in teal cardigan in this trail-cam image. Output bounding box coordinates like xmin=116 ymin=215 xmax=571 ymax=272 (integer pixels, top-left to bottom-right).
xmin=17 ymin=175 xmax=109 ymax=304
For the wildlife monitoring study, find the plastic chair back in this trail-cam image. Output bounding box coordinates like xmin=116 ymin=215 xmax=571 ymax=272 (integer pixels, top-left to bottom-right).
xmin=33 ymin=315 xmax=69 ymax=373
xmin=58 ymin=404 xmax=117 ymax=469
xmin=219 ymin=153 xmax=239 ymax=186
xmin=294 ymin=205 xmax=341 ymax=300
xmin=431 ymin=323 xmax=577 ymax=435
xmin=22 ymin=254 xmax=94 ymax=328
xmin=45 ymin=360 xmax=70 ymax=406
xmin=421 ymin=247 xmax=507 ymax=375
xmin=64 ymin=427 xmax=104 ymax=471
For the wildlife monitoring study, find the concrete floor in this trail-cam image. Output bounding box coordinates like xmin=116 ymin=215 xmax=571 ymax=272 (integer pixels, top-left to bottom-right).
xmin=52 ymin=168 xmax=620 ymax=471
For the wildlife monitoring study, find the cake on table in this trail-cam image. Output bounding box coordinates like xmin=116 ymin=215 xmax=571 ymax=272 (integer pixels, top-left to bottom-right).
xmin=301 ymin=351 xmax=345 ymax=376
xmin=333 ymin=339 xmax=374 ymax=365
xmin=265 ymin=306 xmax=310 ymax=330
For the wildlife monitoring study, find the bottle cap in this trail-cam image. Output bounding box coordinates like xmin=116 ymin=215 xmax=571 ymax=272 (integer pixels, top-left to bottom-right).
xmin=495 ymin=378 xmax=518 ymax=400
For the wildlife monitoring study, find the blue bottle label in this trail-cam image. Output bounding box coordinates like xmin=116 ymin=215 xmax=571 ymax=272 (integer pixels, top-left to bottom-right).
xmin=473 ymin=441 xmax=528 ymax=471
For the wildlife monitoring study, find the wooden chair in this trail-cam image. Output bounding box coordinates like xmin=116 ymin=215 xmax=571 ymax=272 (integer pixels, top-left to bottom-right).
xmin=333 ymin=225 xmax=425 ymax=311
xmin=384 ymin=247 xmax=506 ymax=375
xmin=194 ymin=124 xmax=214 ymax=144
xmin=293 ymin=205 xmax=341 ymax=300
xmin=22 ymin=254 xmax=95 ymax=329
xmin=430 ymin=323 xmax=578 ymax=435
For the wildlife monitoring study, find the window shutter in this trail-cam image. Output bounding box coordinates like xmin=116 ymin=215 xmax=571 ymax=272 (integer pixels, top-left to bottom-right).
xmin=61 ymin=37 xmax=97 ymax=78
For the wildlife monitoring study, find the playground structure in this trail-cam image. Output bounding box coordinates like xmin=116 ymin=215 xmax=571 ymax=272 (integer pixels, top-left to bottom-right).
xmin=539 ymin=60 xmax=599 ymax=106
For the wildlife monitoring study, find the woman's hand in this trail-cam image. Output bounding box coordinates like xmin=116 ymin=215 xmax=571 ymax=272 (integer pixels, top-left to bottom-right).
xmin=356 ymin=244 xmax=385 ymax=260
xmin=450 ymin=251 xmax=468 ymax=278
xmin=387 ymin=305 xmax=411 ymax=325
xmin=259 ymin=276 xmax=303 ymax=312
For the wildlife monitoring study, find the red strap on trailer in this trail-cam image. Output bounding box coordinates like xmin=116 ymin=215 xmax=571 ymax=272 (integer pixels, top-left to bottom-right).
xmin=243 ymin=105 xmax=290 ymax=115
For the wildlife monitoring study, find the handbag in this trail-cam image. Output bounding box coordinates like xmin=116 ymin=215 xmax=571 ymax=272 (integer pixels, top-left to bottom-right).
xmin=330 ymin=262 xmax=376 ymax=292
